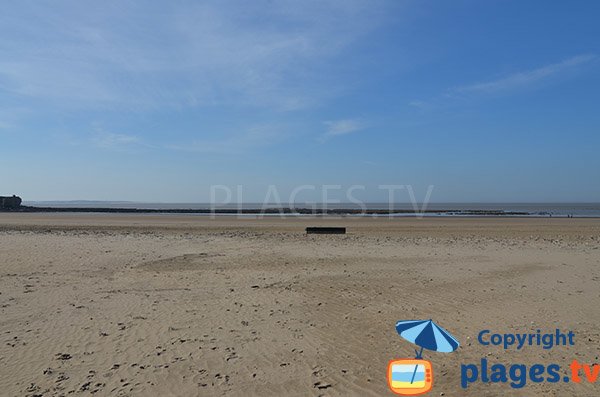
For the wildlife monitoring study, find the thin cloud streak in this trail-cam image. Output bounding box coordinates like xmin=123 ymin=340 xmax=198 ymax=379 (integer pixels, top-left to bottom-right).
xmin=91 ymin=130 xmax=140 ymax=149
xmin=320 ymin=119 xmax=365 ymax=142
xmin=455 ymin=54 xmax=596 ymax=94
xmin=168 ymin=124 xmax=288 ymax=154
xmin=407 ymin=54 xmax=596 ymax=112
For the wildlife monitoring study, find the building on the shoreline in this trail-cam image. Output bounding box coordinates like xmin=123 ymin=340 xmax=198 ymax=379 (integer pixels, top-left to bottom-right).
xmin=0 ymin=195 xmax=22 ymax=209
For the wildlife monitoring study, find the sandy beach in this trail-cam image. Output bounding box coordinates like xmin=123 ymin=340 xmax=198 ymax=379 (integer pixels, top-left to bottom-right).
xmin=1 ymin=214 xmax=599 ymax=396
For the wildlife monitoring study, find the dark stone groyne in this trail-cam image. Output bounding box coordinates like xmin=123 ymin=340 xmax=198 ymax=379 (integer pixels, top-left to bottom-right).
xmin=4 ymin=205 xmax=529 ymax=216
xmin=0 ymin=195 xmax=531 ymax=216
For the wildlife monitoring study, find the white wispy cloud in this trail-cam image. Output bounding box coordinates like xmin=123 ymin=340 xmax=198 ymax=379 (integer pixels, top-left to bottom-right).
xmin=455 ymin=54 xmax=596 ymax=94
xmin=408 ymin=100 xmax=431 ymax=110
xmin=320 ymin=119 xmax=365 ymax=141
xmin=168 ymin=124 xmax=288 ymax=154
xmin=0 ymin=1 xmax=388 ymax=111
xmin=91 ymin=130 xmax=140 ymax=149
xmin=407 ymin=54 xmax=596 ymax=112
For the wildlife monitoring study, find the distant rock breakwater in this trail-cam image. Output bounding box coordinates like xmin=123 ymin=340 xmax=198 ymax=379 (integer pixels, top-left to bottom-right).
xmin=3 ymin=205 xmax=529 ymax=216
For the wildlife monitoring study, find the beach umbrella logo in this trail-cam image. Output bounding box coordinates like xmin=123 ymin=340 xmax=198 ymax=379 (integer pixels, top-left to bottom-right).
xmin=387 ymin=319 xmax=459 ymax=396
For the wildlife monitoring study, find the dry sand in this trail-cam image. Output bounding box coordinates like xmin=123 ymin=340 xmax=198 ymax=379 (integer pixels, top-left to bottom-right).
xmin=0 ymin=213 xmax=599 ymax=396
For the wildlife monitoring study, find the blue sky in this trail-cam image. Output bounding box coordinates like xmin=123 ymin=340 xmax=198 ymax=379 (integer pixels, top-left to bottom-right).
xmin=1 ymin=0 xmax=599 ymax=202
